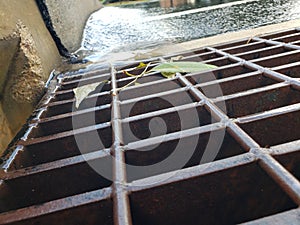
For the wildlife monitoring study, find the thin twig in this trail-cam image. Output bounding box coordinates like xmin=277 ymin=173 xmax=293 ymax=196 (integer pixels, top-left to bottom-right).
xmin=115 ymin=62 xmax=152 ymax=93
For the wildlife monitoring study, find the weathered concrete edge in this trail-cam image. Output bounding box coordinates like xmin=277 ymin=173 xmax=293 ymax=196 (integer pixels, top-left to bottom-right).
xmin=161 ymin=19 xmax=300 ymax=54
xmin=42 ymin=0 xmax=102 ymax=53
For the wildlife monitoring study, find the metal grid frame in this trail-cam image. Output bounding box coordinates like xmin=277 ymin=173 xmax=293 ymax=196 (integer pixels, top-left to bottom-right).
xmin=1 ymin=27 xmax=300 ymax=224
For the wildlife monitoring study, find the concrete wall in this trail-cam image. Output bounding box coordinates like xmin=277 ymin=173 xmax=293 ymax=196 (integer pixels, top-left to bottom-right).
xmin=0 ymin=0 xmax=101 ymax=154
xmin=0 ymin=0 xmax=62 ymax=154
xmin=44 ymin=0 xmax=101 ymax=52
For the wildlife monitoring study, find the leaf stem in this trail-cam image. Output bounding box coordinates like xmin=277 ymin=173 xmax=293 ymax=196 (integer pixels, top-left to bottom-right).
xmin=115 ymin=62 xmax=151 ymax=93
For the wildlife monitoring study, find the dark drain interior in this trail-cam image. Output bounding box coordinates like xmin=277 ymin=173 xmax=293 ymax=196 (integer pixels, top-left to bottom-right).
xmin=1 ymin=28 xmax=300 ymax=224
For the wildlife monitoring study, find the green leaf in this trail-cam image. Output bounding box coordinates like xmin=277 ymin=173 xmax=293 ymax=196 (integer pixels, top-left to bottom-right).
xmin=73 ymin=81 xmax=106 ymax=108
xmin=150 ymin=61 xmax=217 ymax=74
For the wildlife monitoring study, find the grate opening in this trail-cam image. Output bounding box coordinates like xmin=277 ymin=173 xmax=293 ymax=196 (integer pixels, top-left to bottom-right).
xmin=42 ymin=94 xmax=111 ymax=118
xmin=223 ymin=42 xmax=269 ymax=55
xmin=203 ymin=56 xmax=236 ymax=67
xmin=276 ymin=150 xmax=300 ymax=181
xmin=239 ymin=110 xmax=300 ymax=147
xmin=293 ymin=40 xmax=300 ymax=46
xmin=274 ymin=63 xmax=300 ymax=78
xmin=60 ymin=73 xmax=110 ymax=85
xmin=165 ymin=48 xmax=210 ymax=59
xmin=0 ymin=158 xmax=112 ymax=213
xmin=52 ymin=81 xmax=111 ymax=104
xmin=129 ymin=162 xmax=296 ymax=225
xmin=252 ymin=51 xmax=300 ymax=68
xmin=125 ymin=129 xmax=246 ymax=181
xmin=51 ymin=91 xmax=75 ymax=102
xmin=14 ymin=127 xmax=112 ymax=169
xmin=117 ymin=74 xmax=165 ymax=88
xmin=215 ymin=85 xmax=300 ymax=118
xmin=120 ymin=91 xmax=197 ymax=118
xmin=122 ymin=105 xmax=213 ymax=144
xmin=272 ymin=33 xmax=300 ymax=43
xmin=179 ymin=52 xmax=224 ymax=62
xmin=61 ymin=68 xmax=111 ymax=83
xmin=215 ymin=39 xmax=258 ymax=50
xmin=198 ymin=73 xmax=277 ymax=99
xmin=59 ymin=74 xmax=111 ymax=91
xmin=29 ymin=107 xmax=111 ymax=138
xmin=8 ymin=198 xmax=114 ymax=225
xmin=259 ymin=30 xmax=299 ymax=40
xmin=119 ymin=79 xmax=182 ymax=101
xmin=236 ymin=46 xmax=293 ymax=61
xmin=186 ymin=65 xmax=254 ymax=85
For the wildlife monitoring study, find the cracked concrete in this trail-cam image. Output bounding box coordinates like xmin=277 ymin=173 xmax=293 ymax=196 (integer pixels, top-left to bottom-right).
xmin=8 ymin=21 xmax=45 ymax=104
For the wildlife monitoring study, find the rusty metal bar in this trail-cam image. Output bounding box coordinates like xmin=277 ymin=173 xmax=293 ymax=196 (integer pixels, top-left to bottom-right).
xmin=110 ymin=66 xmax=133 ymax=225
xmin=2 ymin=27 xmax=300 ymax=224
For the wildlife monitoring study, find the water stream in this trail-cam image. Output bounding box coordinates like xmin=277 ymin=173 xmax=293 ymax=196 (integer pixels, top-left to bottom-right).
xmin=77 ymin=0 xmax=300 ymax=61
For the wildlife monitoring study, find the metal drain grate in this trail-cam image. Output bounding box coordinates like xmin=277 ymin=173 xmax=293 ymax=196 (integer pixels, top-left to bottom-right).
xmin=2 ymin=27 xmax=300 ymax=225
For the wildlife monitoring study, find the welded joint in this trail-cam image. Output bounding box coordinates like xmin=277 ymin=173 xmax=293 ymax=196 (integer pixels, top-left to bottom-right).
xmin=30 ymin=108 xmax=47 ymax=123
xmin=249 ymin=147 xmax=270 ymax=156
xmin=20 ymin=124 xmax=38 ymax=141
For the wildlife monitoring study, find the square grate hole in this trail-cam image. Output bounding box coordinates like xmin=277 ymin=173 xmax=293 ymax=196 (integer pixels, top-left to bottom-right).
xmin=238 ymin=110 xmax=300 ymax=147
xmin=13 ymin=127 xmax=112 ymax=169
xmin=122 ymin=105 xmax=214 ymax=144
xmin=274 ymin=63 xmax=300 ymax=78
xmin=275 ymin=150 xmax=300 ymax=181
xmin=129 ymin=162 xmax=296 ymax=225
xmin=186 ymin=65 xmax=255 ymax=85
xmin=120 ymin=91 xmax=197 ymax=118
xmin=119 ymin=79 xmax=183 ymax=101
xmin=252 ymin=51 xmax=300 ymax=68
xmin=215 ymin=86 xmax=300 ymax=118
xmin=198 ymin=73 xmax=277 ymax=99
xmin=0 ymin=157 xmax=112 ymax=213
xmin=29 ymin=106 xmax=111 ymax=138
xmin=125 ymin=129 xmax=246 ymax=181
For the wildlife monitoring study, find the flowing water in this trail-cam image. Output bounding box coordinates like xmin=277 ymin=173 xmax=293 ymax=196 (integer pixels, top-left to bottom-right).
xmin=78 ymin=0 xmax=300 ymax=61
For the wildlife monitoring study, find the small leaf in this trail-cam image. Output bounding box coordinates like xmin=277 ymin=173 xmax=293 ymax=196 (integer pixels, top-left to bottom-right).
xmin=123 ymin=62 xmax=149 ymax=77
xmin=136 ymin=62 xmax=147 ymax=69
xmin=134 ymin=82 xmax=141 ymax=86
xmin=73 ymin=82 xmax=104 ymax=108
xmin=123 ymin=70 xmax=136 ymax=77
xmin=170 ymin=56 xmax=183 ymax=62
xmin=150 ymin=61 xmax=217 ymax=74
xmin=161 ymin=72 xmax=176 ymax=79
